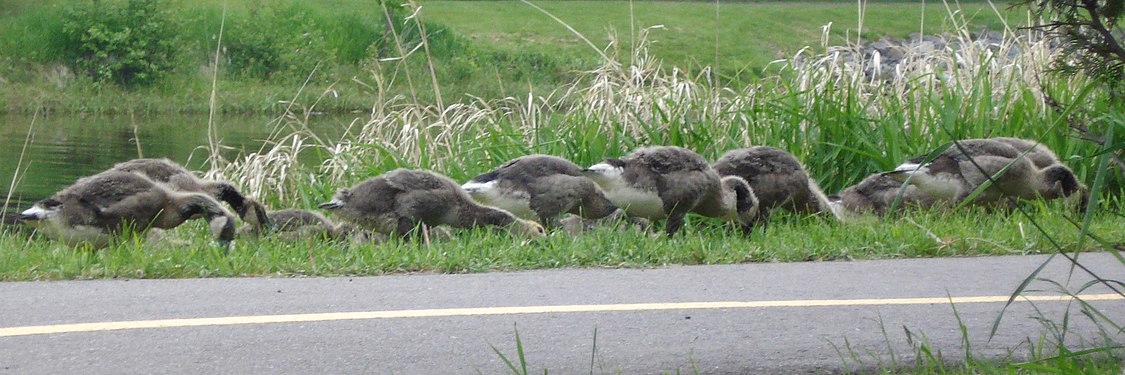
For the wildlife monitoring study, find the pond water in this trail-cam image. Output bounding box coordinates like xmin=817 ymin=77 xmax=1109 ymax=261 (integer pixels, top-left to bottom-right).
xmin=0 ymin=113 xmax=361 ymax=219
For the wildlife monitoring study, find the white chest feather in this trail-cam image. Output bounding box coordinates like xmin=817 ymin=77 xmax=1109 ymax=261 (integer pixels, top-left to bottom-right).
xmin=463 ymin=181 xmax=536 ymax=220
xmin=587 ymin=162 xmax=666 ymax=219
xmin=601 ymin=183 xmax=665 ymax=219
xmin=895 ymin=165 xmax=963 ymax=200
xmin=40 ymin=222 xmax=111 ymax=247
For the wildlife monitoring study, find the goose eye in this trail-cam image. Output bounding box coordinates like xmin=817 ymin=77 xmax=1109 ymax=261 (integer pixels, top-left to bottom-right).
xmin=42 ymin=198 xmax=62 ymax=208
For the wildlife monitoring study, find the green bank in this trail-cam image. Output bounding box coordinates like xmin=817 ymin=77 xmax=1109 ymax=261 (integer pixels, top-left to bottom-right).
xmin=1 ymin=0 xmax=1018 ymax=114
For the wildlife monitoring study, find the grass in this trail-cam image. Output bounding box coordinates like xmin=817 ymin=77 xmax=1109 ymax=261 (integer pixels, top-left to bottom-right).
xmin=486 ymin=296 xmax=1124 ymax=374
xmin=423 ymin=0 xmax=1023 ymax=77
xmin=1 ymin=205 xmax=1121 ymax=281
xmin=0 ymin=0 xmax=1024 ymax=114
xmin=828 ymin=296 xmax=1125 ymax=375
xmin=0 ymin=3 xmax=1121 ymax=372
xmin=0 ymin=0 xmax=573 ymax=113
xmin=1 ymin=0 xmax=1120 ymax=280
xmin=4 ymin=1 xmax=1121 ymax=281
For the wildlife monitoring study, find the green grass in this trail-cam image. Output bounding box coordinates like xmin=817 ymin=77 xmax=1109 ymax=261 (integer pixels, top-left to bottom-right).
xmin=1 ymin=205 xmax=1121 ymax=281
xmin=0 ymin=0 xmax=574 ymax=113
xmin=423 ymin=0 xmax=1021 ymax=78
xmin=1 ymin=2 xmax=1120 ymax=373
xmin=488 ymin=317 xmax=1124 ymax=374
xmin=0 ymin=0 xmax=1025 ymax=114
xmin=3 ymin=1 xmax=1120 ymax=281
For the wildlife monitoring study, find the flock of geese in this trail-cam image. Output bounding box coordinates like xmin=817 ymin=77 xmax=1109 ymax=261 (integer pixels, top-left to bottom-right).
xmin=16 ymin=136 xmax=1087 ymax=249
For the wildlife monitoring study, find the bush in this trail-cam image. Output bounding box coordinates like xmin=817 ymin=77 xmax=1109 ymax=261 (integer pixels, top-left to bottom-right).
xmin=223 ymin=2 xmax=336 ymax=82
xmin=60 ymin=0 xmax=178 ymax=86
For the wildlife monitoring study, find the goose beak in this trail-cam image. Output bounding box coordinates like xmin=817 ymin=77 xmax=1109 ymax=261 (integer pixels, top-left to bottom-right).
xmin=318 ymin=199 xmax=344 ymax=209
xmin=19 ymin=206 xmax=49 ymax=221
xmin=880 ymin=170 xmax=905 ymax=177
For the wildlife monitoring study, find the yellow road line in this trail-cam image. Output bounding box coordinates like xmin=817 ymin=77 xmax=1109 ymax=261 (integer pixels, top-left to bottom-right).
xmin=2 ymin=294 xmax=1120 ymax=338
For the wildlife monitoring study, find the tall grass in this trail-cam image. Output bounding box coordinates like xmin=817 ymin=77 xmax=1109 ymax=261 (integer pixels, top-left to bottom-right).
xmin=1 ymin=2 xmax=1118 ymax=371
xmin=213 ymin=6 xmax=1118 ymax=198
xmin=207 ymin=7 xmax=1122 ymax=369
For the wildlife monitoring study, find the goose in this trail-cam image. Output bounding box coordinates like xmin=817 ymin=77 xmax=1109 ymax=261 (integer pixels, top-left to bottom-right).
xmin=991 ymin=137 xmax=1090 ymax=209
xmin=462 ymin=154 xmax=620 ymax=228
xmin=558 ymin=213 xmax=650 ymax=235
xmin=828 ymin=173 xmax=939 ymax=217
xmin=319 ymin=169 xmax=546 ymax=240
xmin=989 ymin=137 xmax=1063 ymax=169
xmin=19 ymin=171 xmax=236 ymax=248
xmin=238 ymin=208 xmax=376 ymax=242
xmin=584 ymin=146 xmax=758 ymax=236
xmin=108 ymin=158 xmax=271 ymax=231
xmin=885 ymin=138 xmax=1085 ymax=206
xmin=712 ymin=146 xmax=837 ymax=227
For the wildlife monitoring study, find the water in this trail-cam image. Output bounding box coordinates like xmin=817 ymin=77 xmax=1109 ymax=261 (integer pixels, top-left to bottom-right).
xmin=0 ymin=113 xmax=357 ymax=217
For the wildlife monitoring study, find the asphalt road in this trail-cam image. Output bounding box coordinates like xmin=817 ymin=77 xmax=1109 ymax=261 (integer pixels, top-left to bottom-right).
xmin=1 ymin=253 xmax=1122 ymax=374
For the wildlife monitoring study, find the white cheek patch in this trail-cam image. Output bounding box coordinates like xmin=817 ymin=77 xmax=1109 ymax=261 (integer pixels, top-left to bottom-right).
xmin=461 ymin=180 xmax=496 ymax=194
xmin=21 ymin=205 xmax=56 ymax=220
xmin=585 ymin=163 xmax=624 ymax=185
xmin=894 ymin=162 xmax=928 ymax=173
xmin=587 ymin=163 xmax=622 ymax=175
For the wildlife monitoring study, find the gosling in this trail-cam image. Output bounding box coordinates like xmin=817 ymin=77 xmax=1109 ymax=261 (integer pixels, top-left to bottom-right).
xmin=885 ymin=138 xmax=1084 ymax=206
xmin=713 ymin=146 xmax=837 ymax=227
xmin=239 ymin=208 xmax=375 ymax=242
xmin=828 ymin=173 xmax=939 ymax=217
xmin=108 ymin=158 xmax=271 ymax=230
xmin=462 ymin=154 xmax=620 ymax=228
xmin=319 ymin=169 xmax=546 ymax=240
xmin=989 ymin=137 xmax=1063 ymax=169
xmin=584 ymin=146 xmax=758 ymax=236
xmin=19 ymin=171 xmax=236 ymax=248
xmin=992 ymin=137 xmax=1090 ymax=209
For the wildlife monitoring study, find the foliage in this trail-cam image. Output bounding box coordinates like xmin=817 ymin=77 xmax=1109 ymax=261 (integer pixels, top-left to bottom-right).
xmin=1019 ymin=0 xmax=1125 ymax=86
xmin=59 ymin=0 xmax=178 ymax=86
xmin=0 ymin=1 xmax=1025 ymax=113
xmin=223 ymin=1 xmax=336 ymax=82
xmin=1016 ymin=0 xmax=1125 ymax=202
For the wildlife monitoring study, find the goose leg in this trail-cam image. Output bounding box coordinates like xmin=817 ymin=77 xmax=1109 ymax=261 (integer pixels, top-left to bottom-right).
xmin=395 ymin=217 xmax=416 ymax=241
xmin=665 ymin=212 xmax=686 ymax=237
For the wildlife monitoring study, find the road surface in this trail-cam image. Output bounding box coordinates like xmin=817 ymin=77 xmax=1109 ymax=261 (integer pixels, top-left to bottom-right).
xmin=1 ymin=253 xmax=1122 ymax=374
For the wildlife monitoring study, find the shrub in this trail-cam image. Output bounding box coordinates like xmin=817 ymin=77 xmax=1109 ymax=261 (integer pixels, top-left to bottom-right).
xmin=223 ymin=1 xmax=336 ymax=82
xmin=60 ymin=0 xmax=178 ymax=86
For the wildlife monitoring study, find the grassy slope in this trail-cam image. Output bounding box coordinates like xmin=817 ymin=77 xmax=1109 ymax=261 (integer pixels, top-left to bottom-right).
xmin=422 ymin=1 xmax=1020 ymax=76
xmin=0 ymin=1 xmax=1022 ymax=113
